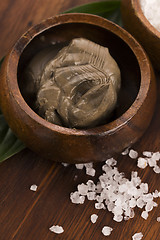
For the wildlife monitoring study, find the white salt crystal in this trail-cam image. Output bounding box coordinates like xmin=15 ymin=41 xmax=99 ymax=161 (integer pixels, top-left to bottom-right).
xmin=129 ymin=198 xmax=137 ymax=208
xmin=129 ymin=149 xmax=138 ymax=159
xmin=153 ymin=202 xmax=158 ymax=207
xmin=96 ymin=195 xmax=104 ymax=203
xmin=113 ymin=214 xmax=123 ymax=222
xmin=30 ymin=184 xmax=38 ymax=192
xmin=157 ymin=217 xmax=160 ymax=222
xmin=128 ymin=186 xmax=139 ymax=197
xmin=49 ymin=225 xmax=64 ymax=234
xmin=119 ymin=183 xmax=128 ymax=193
xmin=87 ymin=180 xmax=96 ymax=191
xmin=143 ymin=193 xmax=153 ymax=202
xmin=122 ymin=148 xmax=129 ymax=155
xmin=145 ymin=201 xmax=154 ymax=212
xmin=70 ymin=191 xmax=85 ymax=204
xmin=75 ymin=164 xmax=84 ymax=170
xmin=86 ymin=167 xmax=96 ymax=177
xmin=130 ymin=209 xmax=135 ymax=218
xmin=62 ymin=163 xmax=69 ymax=167
xmin=153 ymin=190 xmax=159 ymax=198
xmin=124 ymin=216 xmax=130 ymax=221
xmin=107 ymin=202 xmax=115 ymax=212
xmin=115 ymin=197 xmax=122 ymax=207
xmin=132 ymin=232 xmax=143 ymax=240
xmin=102 ymin=164 xmax=110 ymax=173
xmin=131 ymin=171 xmax=138 ymax=178
xmin=95 ymin=202 xmax=106 ymax=209
xmin=141 ymin=211 xmax=148 ymax=220
xmin=102 ymin=226 xmax=113 ymax=236
xmin=131 ymin=175 xmax=141 ymax=187
xmin=105 ymin=158 xmax=117 ymax=166
xmin=148 ymin=158 xmax=157 ymax=167
xmin=90 ymin=214 xmax=98 ymax=224
xmin=87 ymin=192 xmax=96 ymax=200
xmin=153 ymin=166 xmax=160 ymax=174
xmin=143 ymin=151 xmax=152 ymax=158
xmin=77 ymin=183 xmax=88 ymax=196
xmin=95 ymin=182 xmax=102 ymax=193
xmin=137 ymin=198 xmax=145 ymax=209
xmin=137 ymin=157 xmax=148 ymax=169
xmin=112 ymin=206 xmax=123 ymax=215
xmin=84 ymin=163 xmax=93 ymax=168
xmin=140 ymin=183 xmax=148 ymax=193
xmin=100 ymin=189 xmax=108 ymax=199
xmin=140 ymin=0 xmax=160 ymax=32
xmin=152 ymin=152 xmax=160 ymax=161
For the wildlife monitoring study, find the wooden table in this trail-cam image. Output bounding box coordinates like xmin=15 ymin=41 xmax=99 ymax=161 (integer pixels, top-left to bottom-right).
xmin=0 ymin=0 xmax=160 ymax=239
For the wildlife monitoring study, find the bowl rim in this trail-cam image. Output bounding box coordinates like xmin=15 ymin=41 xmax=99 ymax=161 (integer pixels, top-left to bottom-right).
xmin=6 ymin=13 xmax=152 ymax=136
xmin=133 ymin=0 xmax=160 ymax=39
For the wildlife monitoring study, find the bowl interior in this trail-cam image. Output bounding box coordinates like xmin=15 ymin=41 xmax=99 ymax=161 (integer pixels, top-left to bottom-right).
xmin=18 ymin=21 xmax=141 ymax=127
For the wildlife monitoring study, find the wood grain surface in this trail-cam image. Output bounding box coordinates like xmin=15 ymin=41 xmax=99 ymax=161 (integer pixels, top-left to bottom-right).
xmin=0 ymin=0 xmax=160 ymax=240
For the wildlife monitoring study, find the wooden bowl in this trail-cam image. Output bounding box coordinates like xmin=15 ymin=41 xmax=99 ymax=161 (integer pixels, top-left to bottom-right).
xmin=0 ymin=13 xmax=156 ymax=163
xmin=121 ymin=0 xmax=160 ymax=70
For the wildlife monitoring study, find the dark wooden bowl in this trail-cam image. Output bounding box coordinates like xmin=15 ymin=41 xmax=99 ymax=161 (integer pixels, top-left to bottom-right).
xmin=0 ymin=13 xmax=157 ymax=163
xmin=121 ymin=0 xmax=160 ymax=70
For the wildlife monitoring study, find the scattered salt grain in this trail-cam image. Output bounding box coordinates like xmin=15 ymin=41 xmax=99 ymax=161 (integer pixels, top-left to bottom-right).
xmin=153 ymin=190 xmax=159 ymax=198
xmin=137 ymin=157 xmax=148 ymax=169
xmin=152 ymin=152 xmax=160 ymax=161
xmin=87 ymin=180 xmax=96 ymax=191
xmin=75 ymin=164 xmax=84 ymax=170
xmin=77 ymin=183 xmax=88 ymax=196
xmin=148 ymin=158 xmax=157 ymax=167
xmin=132 ymin=232 xmax=143 ymax=240
xmin=122 ymin=148 xmax=129 ymax=155
xmin=129 ymin=198 xmax=137 ymax=208
xmin=90 ymin=214 xmax=98 ymax=223
xmin=141 ymin=211 xmax=148 ymax=220
xmin=49 ymin=225 xmax=64 ymax=234
xmin=129 ymin=149 xmax=138 ymax=159
xmin=70 ymin=191 xmax=85 ymax=204
xmin=145 ymin=201 xmax=154 ymax=212
xmin=113 ymin=214 xmax=123 ymax=222
xmin=143 ymin=151 xmax=152 ymax=158
xmin=157 ymin=217 xmax=160 ymax=222
xmin=62 ymin=163 xmax=69 ymax=167
xmin=153 ymin=166 xmax=160 ymax=174
xmin=86 ymin=167 xmax=96 ymax=177
xmin=30 ymin=184 xmax=38 ymax=192
xmin=87 ymin=192 xmax=96 ymax=200
xmin=105 ymin=158 xmax=117 ymax=166
xmin=95 ymin=202 xmax=106 ymax=210
xmin=102 ymin=226 xmax=113 ymax=236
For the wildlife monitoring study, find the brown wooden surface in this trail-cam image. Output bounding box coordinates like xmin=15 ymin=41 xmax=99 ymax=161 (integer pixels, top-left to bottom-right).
xmin=0 ymin=0 xmax=160 ymax=240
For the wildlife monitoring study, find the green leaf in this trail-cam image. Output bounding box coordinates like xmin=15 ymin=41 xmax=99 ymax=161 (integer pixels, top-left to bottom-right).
xmin=63 ymin=0 xmax=122 ymax=26
xmin=0 ymin=59 xmax=25 ymax=162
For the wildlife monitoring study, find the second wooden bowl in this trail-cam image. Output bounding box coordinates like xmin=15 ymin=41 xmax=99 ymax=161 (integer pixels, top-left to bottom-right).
xmin=121 ymin=0 xmax=160 ymax=70
xmin=0 ymin=13 xmax=157 ymax=163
